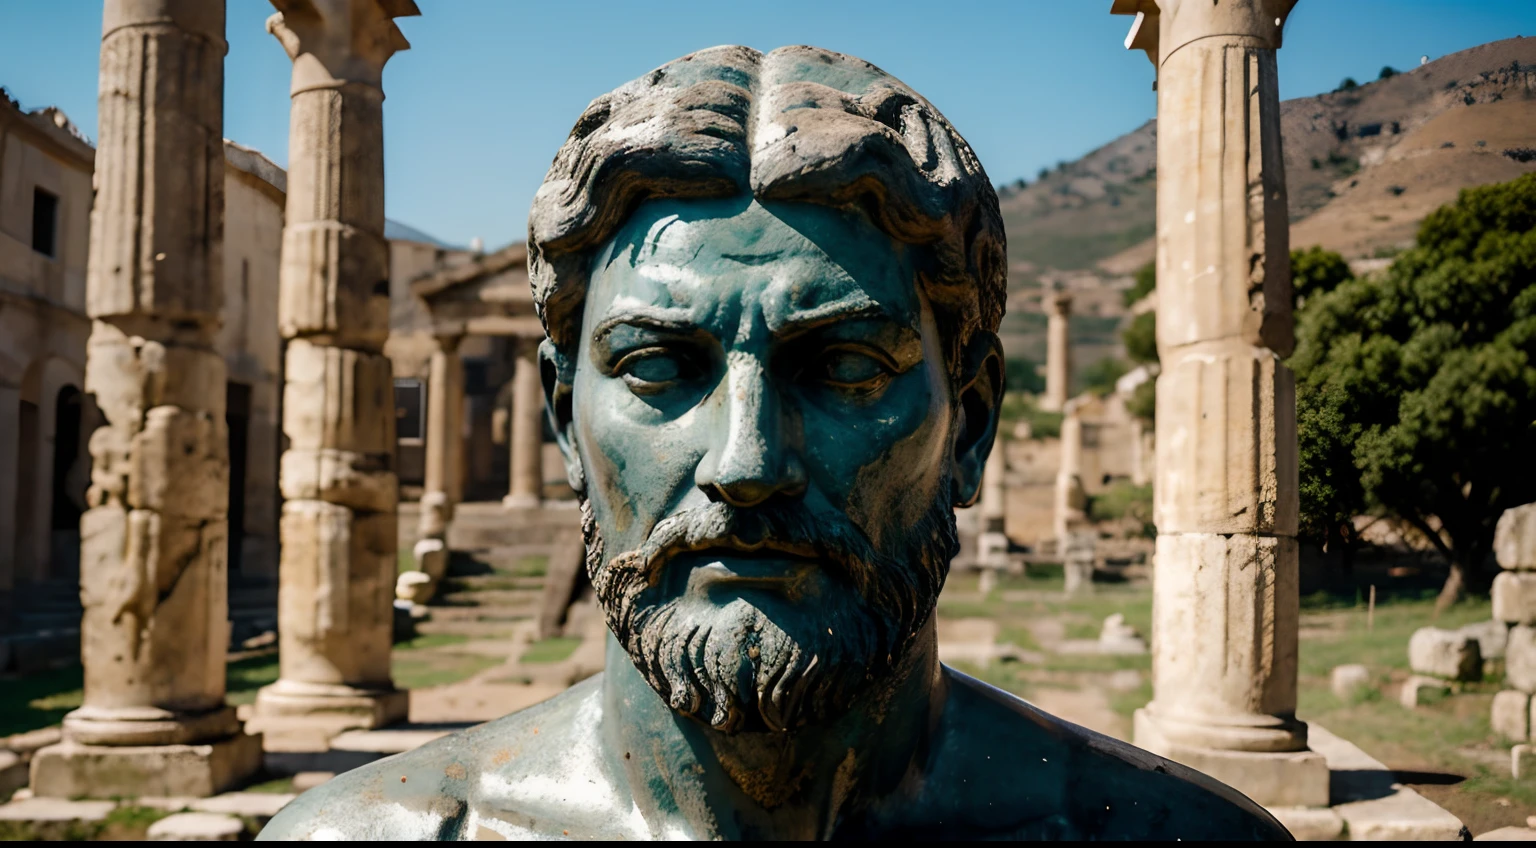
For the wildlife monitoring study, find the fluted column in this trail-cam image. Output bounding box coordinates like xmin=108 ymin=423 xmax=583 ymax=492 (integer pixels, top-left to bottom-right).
xmin=502 ymin=336 xmax=544 ymax=510
xmin=31 ymin=0 xmax=262 ymax=799
xmin=1113 ymin=0 xmax=1327 ymax=808
xmin=412 ymin=333 xmax=461 ymax=585
xmin=253 ymin=0 xmax=418 ymax=736
xmin=1041 ymin=291 xmax=1072 ymax=412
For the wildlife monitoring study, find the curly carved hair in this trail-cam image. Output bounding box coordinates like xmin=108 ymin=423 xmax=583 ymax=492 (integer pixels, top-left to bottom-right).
xmin=527 ymin=44 xmax=1006 ymax=377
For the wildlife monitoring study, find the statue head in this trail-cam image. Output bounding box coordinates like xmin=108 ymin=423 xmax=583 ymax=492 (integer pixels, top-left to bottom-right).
xmin=528 ymin=45 xmax=1006 ymax=735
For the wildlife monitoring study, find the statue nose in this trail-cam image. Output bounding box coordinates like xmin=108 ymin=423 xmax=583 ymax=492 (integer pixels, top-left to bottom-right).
xmin=696 ymin=354 xmax=807 ymax=508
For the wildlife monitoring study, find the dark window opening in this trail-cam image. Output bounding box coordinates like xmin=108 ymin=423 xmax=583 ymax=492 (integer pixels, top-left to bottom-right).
xmin=395 ymin=379 xmax=424 ymax=440
xmin=32 ymin=187 xmax=58 ymax=257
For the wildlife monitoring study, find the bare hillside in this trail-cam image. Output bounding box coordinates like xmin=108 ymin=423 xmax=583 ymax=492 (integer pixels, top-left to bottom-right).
xmin=996 ymin=36 xmax=1536 ymax=375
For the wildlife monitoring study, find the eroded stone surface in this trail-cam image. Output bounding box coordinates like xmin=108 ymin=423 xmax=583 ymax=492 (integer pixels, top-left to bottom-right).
xmin=1492 ymin=689 xmax=1532 ymax=741
xmin=1494 ymin=572 xmax=1536 ymax=625
xmin=1408 ymin=627 xmax=1482 ymax=681
xmin=146 ymin=811 xmax=245 ymax=841
xmin=1496 ymin=504 xmax=1536 ymax=571
xmin=1330 ymin=664 xmax=1372 ymax=700
xmin=1507 ymin=626 xmax=1536 ymax=692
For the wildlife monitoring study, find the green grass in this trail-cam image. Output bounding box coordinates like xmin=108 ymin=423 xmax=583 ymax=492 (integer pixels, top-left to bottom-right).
xmin=512 ymin=555 xmax=550 ymax=578
xmin=391 ymin=653 xmax=502 ymax=689
xmin=395 ymin=632 xmax=470 ymax=652
xmin=398 ymin=549 xmax=416 ymax=574
xmin=520 ymin=636 xmax=582 ymax=665
xmin=245 ymin=775 xmax=297 ymax=794
xmin=226 ymin=653 xmax=281 ymax=706
xmin=0 ymin=665 xmax=82 ymax=737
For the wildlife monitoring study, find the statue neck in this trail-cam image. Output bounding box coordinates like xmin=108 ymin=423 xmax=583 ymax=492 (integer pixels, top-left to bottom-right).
xmin=600 ymin=618 xmax=943 ymax=840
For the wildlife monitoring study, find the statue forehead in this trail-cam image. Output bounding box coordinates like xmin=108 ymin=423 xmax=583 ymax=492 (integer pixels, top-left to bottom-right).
xmin=587 ymin=197 xmax=920 ymax=319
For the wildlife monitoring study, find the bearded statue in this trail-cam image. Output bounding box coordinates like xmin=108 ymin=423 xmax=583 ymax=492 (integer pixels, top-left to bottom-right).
xmin=261 ymin=45 xmax=1290 ymax=841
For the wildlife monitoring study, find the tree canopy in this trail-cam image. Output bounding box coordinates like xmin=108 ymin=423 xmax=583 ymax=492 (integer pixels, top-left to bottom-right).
xmin=1290 ymin=174 xmax=1536 ymax=605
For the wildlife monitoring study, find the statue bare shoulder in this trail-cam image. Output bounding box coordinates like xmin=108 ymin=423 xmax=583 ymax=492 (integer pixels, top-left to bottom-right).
xmin=258 ymin=676 xmax=618 ymax=841
xmin=864 ymin=668 xmax=1293 ymax=841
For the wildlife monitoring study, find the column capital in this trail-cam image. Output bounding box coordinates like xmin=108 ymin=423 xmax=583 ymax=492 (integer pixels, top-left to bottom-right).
xmin=1112 ymin=0 xmax=1297 ymax=68
xmin=1045 ymin=290 xmax=1073 ymax=316
xmin=433 ymin=332 xmax=464 ymax=354
xmin=267 ymin=0 xmax=419 ymax=93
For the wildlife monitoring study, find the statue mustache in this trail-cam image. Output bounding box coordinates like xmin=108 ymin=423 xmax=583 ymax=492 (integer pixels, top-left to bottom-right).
xmin=631 ymin=500 xmax=884 ymax=593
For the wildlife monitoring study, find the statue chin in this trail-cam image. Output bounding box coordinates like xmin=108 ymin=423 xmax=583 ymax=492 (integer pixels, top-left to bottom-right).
xmin=580 ymin=493 xmax=959 ymax=734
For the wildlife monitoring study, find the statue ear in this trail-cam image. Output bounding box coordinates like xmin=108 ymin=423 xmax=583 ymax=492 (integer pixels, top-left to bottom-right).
xmin=950 ymin=331 xmax=1004 ymax=508
xmin=539 ymin=338 xmax=586 ymax=494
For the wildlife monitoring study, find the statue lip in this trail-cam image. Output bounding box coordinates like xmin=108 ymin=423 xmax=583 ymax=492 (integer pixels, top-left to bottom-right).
xmin=671 ymin=543 xmax=822 ymax=592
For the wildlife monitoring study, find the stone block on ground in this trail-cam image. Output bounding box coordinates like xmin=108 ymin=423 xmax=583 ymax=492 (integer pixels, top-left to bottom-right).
xmin=1494 ymin=572 xmax=1536 ymax=625
xmin=291 ymin=771 xmax=333 ymax=792
xmin=29 ymin=732 xmax=263 ymax=800
xmin=1408 ymin=627 xmax=1482 ymax=681
xmin=0 ymin=796 xmax=115 ymax=822
xmin=1461 ymin=619 xmax=1511 ymax=661
xmin=396 ymin=570 xmax=436 ymax=604
xmin=1330 ymin=664 xmax=1372 ymax=701
xmin=1515 ymin=744 xmax=1536 ymax=779
xmin=1496 ymin=503 xmax=1536 ymax=571
xmin=1492 ymin=689 xmax=1533 ymax=741
xmin=189 ymin=791 xmax=297 ymax=822
xmin=1477 ymin=825 xmax=1536 ymax=840
xmin=1264 ymin=807 xmax=1343 ymax=841
xmin=1097 ymin=613 xmax=1147 ymax=655
xmin=1508 ymin=626 xmax=1536 ymax=692
xmin=1400 ymin=674 xmax=1452 ymax=708
xmin=0 ymin=751 xmax=26 ymax=800
xmin=413 ymin=537 xmax=448 ymax=582
xmin=146 ymin=811 xmax=245 ymax=841
xmin=1314 ymin=724 xmax=1468 ymax=839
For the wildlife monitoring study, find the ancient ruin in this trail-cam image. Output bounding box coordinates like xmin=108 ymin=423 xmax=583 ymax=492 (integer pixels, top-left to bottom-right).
xmin=250 ymin=0 xmax=418 ymax=738
xmin=29 ymin=0 xmax=263 ymax=798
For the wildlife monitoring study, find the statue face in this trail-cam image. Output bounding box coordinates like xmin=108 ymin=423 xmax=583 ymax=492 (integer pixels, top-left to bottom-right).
xmin=563 ymin=196 xmax=962 ymax=733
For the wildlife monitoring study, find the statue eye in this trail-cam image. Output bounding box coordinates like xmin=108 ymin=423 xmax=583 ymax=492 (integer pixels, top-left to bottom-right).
xmin=816 ymin=349 xmax=891 ymax=390
xmin=616 ymin=348 xmax=691 ymax=393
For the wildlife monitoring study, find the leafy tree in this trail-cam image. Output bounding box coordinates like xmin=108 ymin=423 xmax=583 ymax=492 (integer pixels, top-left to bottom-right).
xmin=1336 ymin=77 xmax=1359 ymax=92
xmin=1290 ymin=174 xmax=1536 ymax=608
xmin=1080 ymin=357 xmax=1129 ymax=397
xmin=1291 ymin=245 xmax=1354 ymax=307
xmin=1124 ymin=260 xmax=1156 ymax=307
xmin=1004 ymin=356 xmax=1045 ymax=394
xmin=1379 ymin=66 xmax=1398 ymax=80
xmin=1123 ymin=312 xmax=1158 ymax=365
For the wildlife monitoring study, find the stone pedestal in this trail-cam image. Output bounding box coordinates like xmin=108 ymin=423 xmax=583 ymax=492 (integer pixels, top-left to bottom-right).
xmin=253 ymin=0 xmax=419 ymax=737
xmin=1041 ymin=291 xmax=1071 ymax=412
xmin=39 ymin=0 xmax=260 ymax=799
xmin=503 ymin=336 xmax=544 ymax=510
xmin=1112 ymin=0 xmax=1327 ymax=809
xmin=31 ymin=734 xmax=262 ymax=800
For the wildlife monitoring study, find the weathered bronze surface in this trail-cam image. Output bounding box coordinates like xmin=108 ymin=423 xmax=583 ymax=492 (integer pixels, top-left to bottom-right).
xmin=260 ymin=45 xmax=1292 ymax=841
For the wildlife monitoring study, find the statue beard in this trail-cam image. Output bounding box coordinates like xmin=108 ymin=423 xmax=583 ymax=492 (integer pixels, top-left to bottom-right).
xmin=581 ymin=490 xmax=959 ymax=734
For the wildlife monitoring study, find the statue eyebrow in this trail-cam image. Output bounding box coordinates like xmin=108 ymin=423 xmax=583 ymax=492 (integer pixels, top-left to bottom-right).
xmin=772 ymin=300 xmax=902 ymax=337
xmin=591 ymin=307 xmax=699 ymax=343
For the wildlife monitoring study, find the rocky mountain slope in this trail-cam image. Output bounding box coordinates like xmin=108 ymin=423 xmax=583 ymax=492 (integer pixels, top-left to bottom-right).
xmin=996 ymin=36 xmax=1536 ymax=378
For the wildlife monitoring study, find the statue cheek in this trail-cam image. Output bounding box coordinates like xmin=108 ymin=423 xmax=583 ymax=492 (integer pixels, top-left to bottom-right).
xmin=577 ymin=375 xmax=706 ymax=547
xmin=809 ymin=373 xmax=950 ymax=544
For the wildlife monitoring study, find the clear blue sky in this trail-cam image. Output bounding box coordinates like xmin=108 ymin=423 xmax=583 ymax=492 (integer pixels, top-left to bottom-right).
xmin=2 ymin=1 xmax=1531 ymax=249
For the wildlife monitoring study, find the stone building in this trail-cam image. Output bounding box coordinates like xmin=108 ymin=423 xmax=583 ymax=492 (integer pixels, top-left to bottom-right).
xmin=0 ymin=91 xmax=286 ymax=640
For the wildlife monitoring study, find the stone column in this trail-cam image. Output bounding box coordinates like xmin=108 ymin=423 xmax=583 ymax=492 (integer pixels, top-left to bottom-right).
xmin=412 ymin=333 xmax=462 ymax=587
xmin=976 ymin=443 xmax=1009 ymax=593
xmin=1053 ymin=400 xmax=1087 ymax=544
xmin=253 ymin=0 xmax=418 ymax=737
xmin=1112 ymin=0 xmax=1327 ymax=808
xmin=31 ymin=0 xmax=262 ymax=799
xmin=1041 ymin=291 xmax=1072 ymax=412
xmin=502 ymin=336 xmax=544 ymax=510
xmin=0 ymin=383 xmax=17 ymax=628
xmin=1130 ymin=418 xmax=1152 ymax=487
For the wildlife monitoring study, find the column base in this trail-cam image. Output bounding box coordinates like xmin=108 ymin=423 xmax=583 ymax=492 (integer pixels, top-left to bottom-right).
xmin=61 ymin=704 xmax=242 ymax=747
xmin=1134 ymin=708 xmax=1329 ymax=808
xmin=250 ymin=679 xmax=409 ymax=742
xmin=501 ymin=493 xmax=542 ymax=510
xmin=30 ymin=732 xmax=262 ymax=799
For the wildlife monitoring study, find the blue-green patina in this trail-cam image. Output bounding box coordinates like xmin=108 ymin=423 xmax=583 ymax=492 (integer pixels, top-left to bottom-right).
xmin=259 ymin=44 xmax=1292 ymax=841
